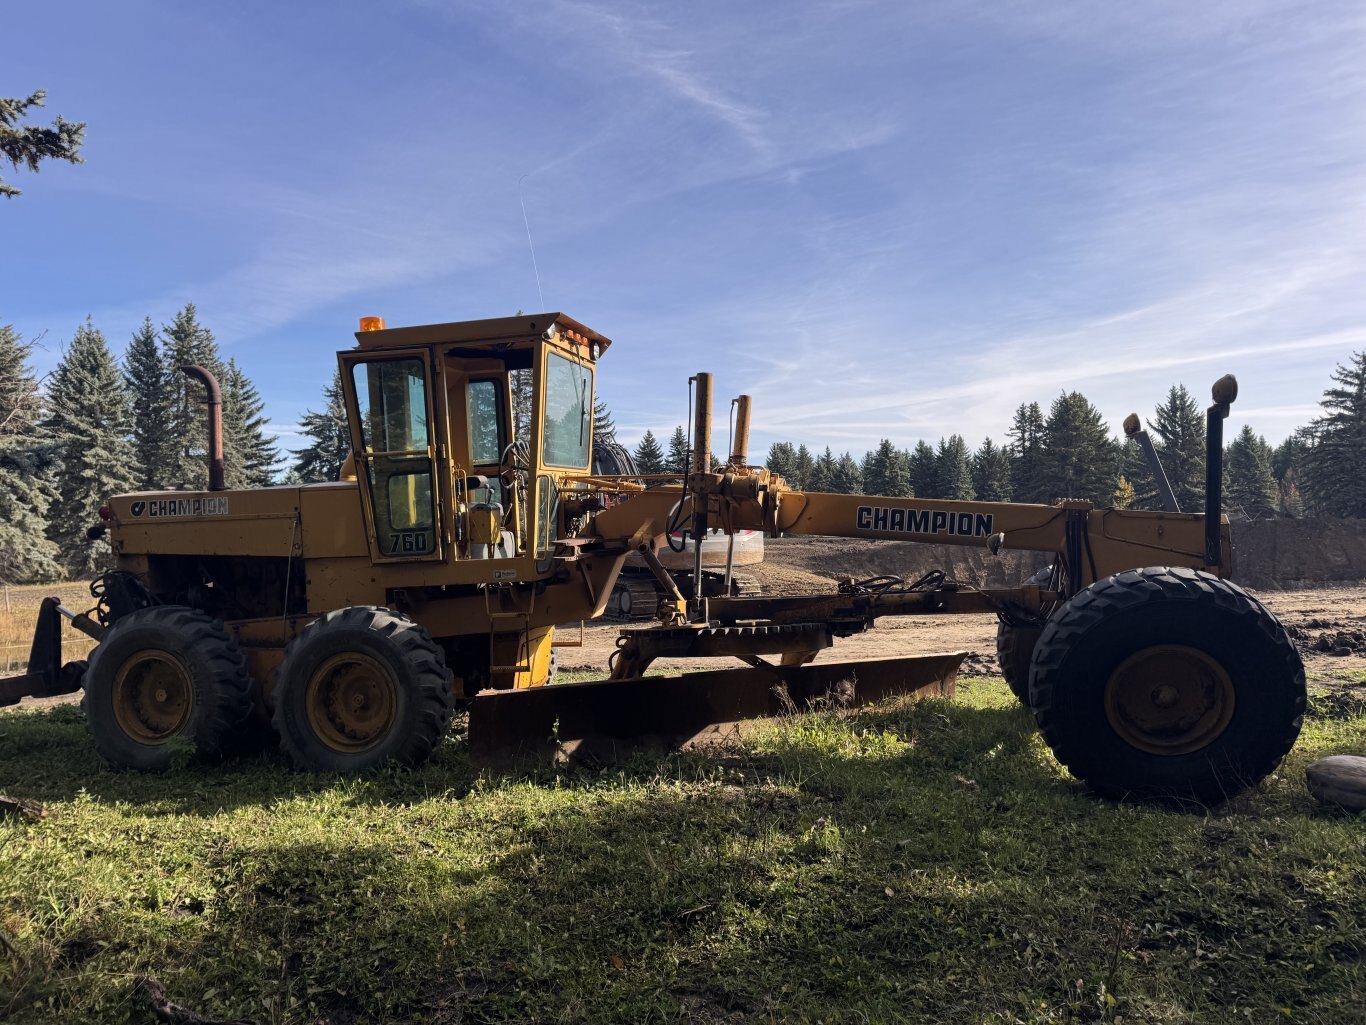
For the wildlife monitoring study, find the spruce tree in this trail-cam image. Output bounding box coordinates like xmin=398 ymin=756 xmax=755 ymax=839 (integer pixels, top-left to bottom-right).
xmin=1008 ymin=402 xmax=1047 ymax=503
xmin=1147 ymin=385 xmax=1206 ymax=511
xmin=632 ymin=429 xmax=666 ymax=474
xmin=161 ymin=304 xmax=226 ymax=490
xmin=42 ymin=319 xmax=140 ymax=576
xmin=808 ymin=447 xmax=836 ymax=492
xmin=1 ymin=90 xmax=85 ymax=198
xmin=1273 ymin=432 xmax=1309 ymax=517
xmin=1224 ymin=424 xmax=1279 ymax=518
xmin=294 ymin=369 xmax=351 ymax=483
xmin=908 ymin=440 xmax=939 ymax=499
xmin=1040 ymin=392 xmax=1116 ymax=502
xmin=665 ymin=426 xmax=689 ymax=475
xmin=223 ymin=359 xmax=281 ymax=487
xmin=592 ymin=396 xmax=617 ymax=444
xmin=830 ymin=452 xmax=861 ymax=494
xmin=0 ymin=325 xmax=62 ymax=582
xmin=1301 ymin=352 xmax=1366 ymax=517
xmin=936 ymin=435 xmax=975 ymax=500
xmin=766 ymin=441 xmax=797 ymax=482
xmin=971 ymin=437 xmax=1013 ymax=502
xmin=123 ymin=317 xmax=171 ymax=488
xmin=792 ymin=444 xmax=814 ymax=491
xmin=1272 ymin=433 xmax=1308 ymax=485
xmin=864 ymin=439 xmax=911 ymax=497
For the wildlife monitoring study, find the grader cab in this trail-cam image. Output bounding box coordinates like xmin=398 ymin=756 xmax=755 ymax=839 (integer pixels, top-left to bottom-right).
xmin=2 ymin=313 xmax=1305 ymax=803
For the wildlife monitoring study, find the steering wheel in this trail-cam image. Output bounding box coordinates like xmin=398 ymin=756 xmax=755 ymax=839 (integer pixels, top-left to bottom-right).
xmin=499 ymin=440 xmax=530 ymax=486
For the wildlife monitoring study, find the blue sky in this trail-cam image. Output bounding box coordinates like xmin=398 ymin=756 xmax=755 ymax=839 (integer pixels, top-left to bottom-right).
xmin=5 ymin=1 xmax=1365 ymax=460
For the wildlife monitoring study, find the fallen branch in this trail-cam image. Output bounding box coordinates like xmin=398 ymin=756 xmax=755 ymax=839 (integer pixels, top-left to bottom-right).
xmin=0 ymin=795 xmax=45 ymax=822
xmin=133 ymin=977 xmax=259 ymax=1025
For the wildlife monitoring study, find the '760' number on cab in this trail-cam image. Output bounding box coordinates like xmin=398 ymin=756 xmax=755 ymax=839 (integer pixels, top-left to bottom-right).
xmin=388 ymin=530 xmax=430 ymax=554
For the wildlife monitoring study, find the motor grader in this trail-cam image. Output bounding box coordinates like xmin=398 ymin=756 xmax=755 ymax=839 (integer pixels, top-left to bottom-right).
xmin=1 ymin=313 xmax=1305 ymax=802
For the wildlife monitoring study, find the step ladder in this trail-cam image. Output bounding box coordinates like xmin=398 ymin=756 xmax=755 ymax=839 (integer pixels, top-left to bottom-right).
xmin=484 ymin=584 xmax=536 ymax=677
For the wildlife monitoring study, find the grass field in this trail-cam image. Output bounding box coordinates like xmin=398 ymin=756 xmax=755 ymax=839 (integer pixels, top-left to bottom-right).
xmin=1 ymin=674 xmax=1362 ymax=1025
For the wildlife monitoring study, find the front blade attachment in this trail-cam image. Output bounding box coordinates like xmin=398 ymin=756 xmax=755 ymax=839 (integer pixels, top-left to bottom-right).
xmin=468 ymin=652 xmax=966 ymax=767
xmin=0 ymin=597 xmax=85 ymax=707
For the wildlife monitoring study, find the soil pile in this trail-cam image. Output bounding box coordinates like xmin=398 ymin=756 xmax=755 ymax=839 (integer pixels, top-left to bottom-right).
xmin=750 ymin=537 xmax=1050 ymax=594
xmin=750 ymin=519 xmax=1366 ymax=592
xmin=1234 ymin=518 xmax=1366 ymax=589
xmin=1287 ymin=622 xmax=1366 ymax=657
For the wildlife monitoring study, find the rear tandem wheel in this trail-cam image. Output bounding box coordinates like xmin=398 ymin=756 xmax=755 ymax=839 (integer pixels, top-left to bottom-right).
xmin=995 ymin=565 xmax=1053 ymax=704
xmin=1028 ymin=566 xmax=1305 ymax=803
xmin=272 ymin=606 xmax=455 ymax=773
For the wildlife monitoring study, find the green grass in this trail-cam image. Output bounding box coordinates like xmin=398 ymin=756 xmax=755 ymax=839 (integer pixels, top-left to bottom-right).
xmin=1 ymin=680 xmax=1363 ymax=1025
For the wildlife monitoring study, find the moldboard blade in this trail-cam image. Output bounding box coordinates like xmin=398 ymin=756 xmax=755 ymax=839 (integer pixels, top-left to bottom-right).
xmin=467 ymin=652 xmax=965 ymax=767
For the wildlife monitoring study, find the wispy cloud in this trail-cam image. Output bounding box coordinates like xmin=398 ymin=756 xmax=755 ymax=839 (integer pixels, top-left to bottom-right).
xmin=11 ymin=0 xmax=1366 ymax=458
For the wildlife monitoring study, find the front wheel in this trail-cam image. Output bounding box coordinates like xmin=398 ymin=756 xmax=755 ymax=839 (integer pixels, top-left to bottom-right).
xmin=273 ymin=606 xmax=454 ymax=772
xmin=1029 ymin=567 xmax=1305 ymax=804
xmin=82 ymin=607 xmax=252 ymax=771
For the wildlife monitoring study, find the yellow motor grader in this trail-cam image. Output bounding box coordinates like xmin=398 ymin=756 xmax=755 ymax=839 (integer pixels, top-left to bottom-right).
xmin=1 ymin=313 xmax=1305 ymax=802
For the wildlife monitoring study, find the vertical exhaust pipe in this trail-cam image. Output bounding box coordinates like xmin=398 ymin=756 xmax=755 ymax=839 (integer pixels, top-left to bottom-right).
xmin=1204 ymin=374 xmax=1238 ymax=568
xmin=1122 ymin=413 xmax=1180 ymax=513
xmin=690 ymin=373 xmax=713 ymax=600
xmin=180 ymin=365 xmax=226 ymax=492
xmin=730 ymin=394 xmax=752 ymax=467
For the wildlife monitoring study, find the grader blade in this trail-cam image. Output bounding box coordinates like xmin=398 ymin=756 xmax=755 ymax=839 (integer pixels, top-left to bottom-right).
xmin=468 ymin=651 xmax=966 ymax=767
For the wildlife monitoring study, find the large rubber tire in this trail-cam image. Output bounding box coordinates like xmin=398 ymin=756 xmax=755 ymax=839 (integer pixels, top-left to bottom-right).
xmin=1029 ymin=567 xmax=1305 ymax=804
xmin=996 ymin=565 xmax=1053 ymax=704
xmin=272 ymin=606 xmax=455 ymax=773
xmin=997 ymin=625 xmax=1043 ymax=704
xmin=82 ymin=606 xmax=252 ymax=771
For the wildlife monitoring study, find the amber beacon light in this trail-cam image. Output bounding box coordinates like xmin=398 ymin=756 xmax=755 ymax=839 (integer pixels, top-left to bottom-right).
xmin=358 ymin=316 xmax=386 ymax=332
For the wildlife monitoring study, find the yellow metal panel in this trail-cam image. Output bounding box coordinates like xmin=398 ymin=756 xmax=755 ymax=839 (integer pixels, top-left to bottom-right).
xmin=299 ymin=485 xmax=369 ymax=558
xmin=108 ymin=488 xmax=300 ymax=557
xmin=467 ymin=505 xmax=500 ymax=546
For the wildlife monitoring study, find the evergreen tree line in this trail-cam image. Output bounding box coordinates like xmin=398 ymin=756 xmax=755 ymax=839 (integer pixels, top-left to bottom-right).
xmin=625 ymin=362 xmax=1366 ymax=521
xmin=0 ymin=307 xmax=280 ymax=583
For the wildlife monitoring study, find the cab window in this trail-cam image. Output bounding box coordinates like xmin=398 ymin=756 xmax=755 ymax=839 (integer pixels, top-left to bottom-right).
xmin=351 ymin=357 xmax=439 ymax=559
xmin=466 ymin=379 xmax=504 ymax=465
xmin=542 ymin=351 xmax=593 ymax=469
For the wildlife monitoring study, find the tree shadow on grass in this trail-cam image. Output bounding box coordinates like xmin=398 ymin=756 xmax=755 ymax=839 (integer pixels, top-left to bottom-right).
xmin=0 ymin=703 xmax=479 ymax=815
xmin=0 ymin=690 xmax=1045 ymax=818
xmin=9 ymin=714 xmax=1359 ymax=1025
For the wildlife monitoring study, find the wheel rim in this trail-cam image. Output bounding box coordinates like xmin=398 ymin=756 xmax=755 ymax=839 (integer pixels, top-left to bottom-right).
xmin=112 ymin=652 xmax=195 ymax=743
xmin=1104 ymin=645 xmax=1236 ymax=756
xmin=304 ymin=652 xmax=398 ymax=753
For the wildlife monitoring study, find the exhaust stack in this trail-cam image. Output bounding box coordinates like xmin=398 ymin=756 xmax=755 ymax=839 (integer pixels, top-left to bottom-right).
xmin=690 ymin=373 xmax=714 ymax=595
xmin=180 ymin=365 xmax=226 ymax=492
xmin=730 ymin=394 xmax=752 ymax=467
xmin=1204 ymin=374 xmax=1238 ymax=568
xmin=1122 ymin=413 xmax=1180 ymax=513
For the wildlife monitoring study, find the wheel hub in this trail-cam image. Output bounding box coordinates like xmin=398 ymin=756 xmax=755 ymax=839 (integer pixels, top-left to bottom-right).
xmin=305 ymin=653 xmax=398 ymax=753
xmin=1104 ymin=645 xmax=1236 ymax=756
xmin=112 ymin=652 xmax=195 ymax=743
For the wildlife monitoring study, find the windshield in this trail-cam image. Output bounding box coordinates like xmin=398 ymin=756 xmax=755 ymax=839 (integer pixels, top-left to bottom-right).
xmin=542 ymin=350 xmax=592 ymax=468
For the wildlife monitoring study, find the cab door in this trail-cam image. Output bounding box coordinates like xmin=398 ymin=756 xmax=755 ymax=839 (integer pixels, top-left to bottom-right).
xmin=339 ymin=349 xmax=445 ymax=564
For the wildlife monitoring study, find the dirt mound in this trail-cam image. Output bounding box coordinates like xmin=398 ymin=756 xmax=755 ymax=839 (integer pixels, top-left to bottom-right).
xmin=754 ymin=537 xmax=1050 ymax=591
xmin=751 ymin=518 xmax=1366 ymax=593
xmin=1234 ymin=518 xmax=1366 ymax=589
xmin=1288 ymin=622 xmax=1366 ymax=657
